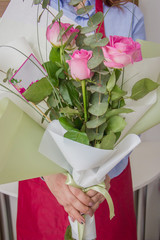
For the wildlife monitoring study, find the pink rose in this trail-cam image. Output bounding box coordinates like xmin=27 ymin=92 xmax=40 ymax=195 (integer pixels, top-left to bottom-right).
xmin=66 ymin=49 xmax=93 ymax=80
xmin=46 ymin=21 xmax=79 ymax=48
xmin=102 ymin=36 xmax=142 ymax=69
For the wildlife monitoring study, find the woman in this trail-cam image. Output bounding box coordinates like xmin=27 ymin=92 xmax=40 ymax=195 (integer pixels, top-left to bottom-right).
xmin=17 ymin=1 xmax=145 ymax=239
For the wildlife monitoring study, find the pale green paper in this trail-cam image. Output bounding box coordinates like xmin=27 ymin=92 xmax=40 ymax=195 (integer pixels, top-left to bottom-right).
xmin=128 ymin=76 xmax=160 ymax=135
xmin=137 ymin=40 xmax=160 ymax=58
xmin=0 ymin=98 xmax=65 ymax=184
xmin=127 ymin=41 xmax=160 ymax=135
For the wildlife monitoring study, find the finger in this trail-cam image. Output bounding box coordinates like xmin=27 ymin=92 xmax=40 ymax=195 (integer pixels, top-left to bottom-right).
xmin=69 ymin=186 xmax=94 ymax=207
xmin=105 ymin=175 xmax=111 ymax=191
xmin=91 ymin=201 xmax=100 ymax=213
xmin=106 ymin=183 xmax=111 ymax=191
xmin=105 ymin=174 xmax=111 ymax=183
xmin=104 ymin=175 xmax=111 ymax=190
xmin=91 ymin=196 xmax=105 ymax=213
xmin=69 ymin=194 xmax=90 ymax=214
xmin=69 ymin=216 xmax=75 ymax=222
xmin=86 ymin=207 xmax=94 ymax=217
xmin=91 ymin=192 xmax=104 ymax=203
xmin=65 ymin=205 xmax=85 ymax=224
xmin=86 ymin=189 xmax=97 ymax=198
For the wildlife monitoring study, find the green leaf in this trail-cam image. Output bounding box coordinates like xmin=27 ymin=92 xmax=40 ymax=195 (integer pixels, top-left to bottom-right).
xmin=64 ymin=32 xmax=79 ymax=49
xmin=43 ymin=61 xmax=59 ymax=87
xmin=50 ymin=109 xmax=59 ymax=120
xmin=90 ymin=38 xmax=108 ymax=48
xmin=86 ymin=128 xmax=96 ymax=141
xmin=42 ymin=0 xmax=50 ymax=9
xmin=88 ymin=47 xmax=104 ymax=69
xmin=58 ymin=27 xmax=69 ymax=42
xmin=59 ymin=117 xmax=76 ymax=131
xmin=100 ymin=132 xmax=116 ymax=150
xmin=41 ymin=108 xmax=51 ymax=124
xmin=77 ymin=5 xmax=94 ymax=15
xmin=64 ymin=225 xmax=74 ymax=240
xmin=87 ymin=12 xmax=104 ymax=27
xmin=106 ymin=71 xmax=116 ymax=92
xmin=73 ymin=117 xmax=83 ymax=130
xmin=88 ymin=77 xmax=108 ymax=94
xmin=55 ymin=68 xmax=65 ymax=80
xmin=90 ymin=92 xmax=100 ymax=105
xmin=47 ymin=94 xmax=59 ymax=108
xmin=92 ymin=69 xmax=109 ymax=75
xmin=84 ymin=33 xmax=102 ymax=46
xmin=59 ymin=106 xmax=79 ymax=115
xmin=64 ymin=130 xmax=89 ymax=145
xmin=80 ymin=25 xmax=98 ymax=34
xmin=115 ymin=69 xmax=122 ymax=81
xmin=3 ymin=68 xmax=15 ymax=83
xmin=88 ymin=85 xmax=106 ymax=94
xmin=115 ymin=131 xmax=121 ymax=141
xmin=111 ymin=85 xmax=127 ymax=101
xmin=33 ymin=0 xmax=41 ymax=4
xmin=88 ymin=102 xmax=108 ymax=116
xmin=94 ymin=132 xmax=103 ymax=141
xmin=106 ymin=116 xmax=126 ymax=133
xmin=95 ymin=122 xmax=108 ymax=140
xmin=119 ymin=98 xmax=126 ymax=108
xmin=106 ymin=108 xmax=133 ymax=119
xmin=58 ymin=25 xmax=74 ymax=41
xmin=90 ymin=92 xmax=108 ymax=104
xmin=66 ymin=81 xmax=82 ymax=109
xmin=130 ymin=78 xmax=159 ymax=100
xmin=86 ymin=122 xmax=107 ymax=141
xmin=49 ymin=47 xmax=61 ymax=64
xmin=59 ymin=82 xmax=73 ymax=106
xmin=76 ymin=34 xmax=86 ymax=48
xmin=69 ymin=0 xmax=82 ymax=5
xmin=52 ymin=10 xmax=63 ymax=23
xmin=23 ymin=77 xmax=53 ymax=104
xmin=43 ymin=61 xmax=59 ymax=77
xmin=86 ymin=116 xmax=106 ymax=129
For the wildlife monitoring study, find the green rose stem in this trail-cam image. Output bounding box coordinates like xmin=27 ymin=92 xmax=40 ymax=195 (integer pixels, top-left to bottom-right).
xmin=121 ymin=68 xmax=125 ymax=90
xmin=81 ymin=80 xmax=88 ymax=122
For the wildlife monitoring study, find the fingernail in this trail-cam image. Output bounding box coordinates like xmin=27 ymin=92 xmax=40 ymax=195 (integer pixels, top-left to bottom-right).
xmin=89 ymin=202 xmax=93 ymax=207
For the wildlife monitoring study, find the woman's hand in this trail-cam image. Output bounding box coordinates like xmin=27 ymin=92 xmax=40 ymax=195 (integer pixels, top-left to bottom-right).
xmin=86 ymin=175 xmax=111 ymax=215
xmin=43 ymin=173 xmax=94 ymax=224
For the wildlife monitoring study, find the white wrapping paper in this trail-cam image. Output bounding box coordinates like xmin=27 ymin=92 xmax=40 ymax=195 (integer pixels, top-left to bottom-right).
xmin=39 ymin=120 xmax=141 ymax=240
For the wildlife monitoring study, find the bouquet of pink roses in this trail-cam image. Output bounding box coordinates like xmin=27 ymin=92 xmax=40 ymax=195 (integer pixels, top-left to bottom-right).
xmin=1 ymin=1 xmax=160 ymax=239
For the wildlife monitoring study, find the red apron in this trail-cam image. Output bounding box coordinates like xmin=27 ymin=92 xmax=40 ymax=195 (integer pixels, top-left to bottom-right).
xmin=17 ymin=1 xmax=137 ymax=239
xmin=17 ymin=161 xmax=137 ymax=240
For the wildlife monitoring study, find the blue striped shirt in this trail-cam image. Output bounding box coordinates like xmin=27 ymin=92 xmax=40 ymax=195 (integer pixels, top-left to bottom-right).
xmin=50 ymin=0 xmax=146 ymax=178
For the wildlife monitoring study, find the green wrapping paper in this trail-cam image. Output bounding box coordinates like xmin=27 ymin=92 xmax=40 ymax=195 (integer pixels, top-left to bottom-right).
xmin=0 ymin=97 xmax=65 ymax=184
xmin=127 ymin=40 xmax=160 ymax=135
xmin=128 ymin=76 xmax=160 ymax=135
xmin=138 ymin=40 xmax=160 ymax=58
